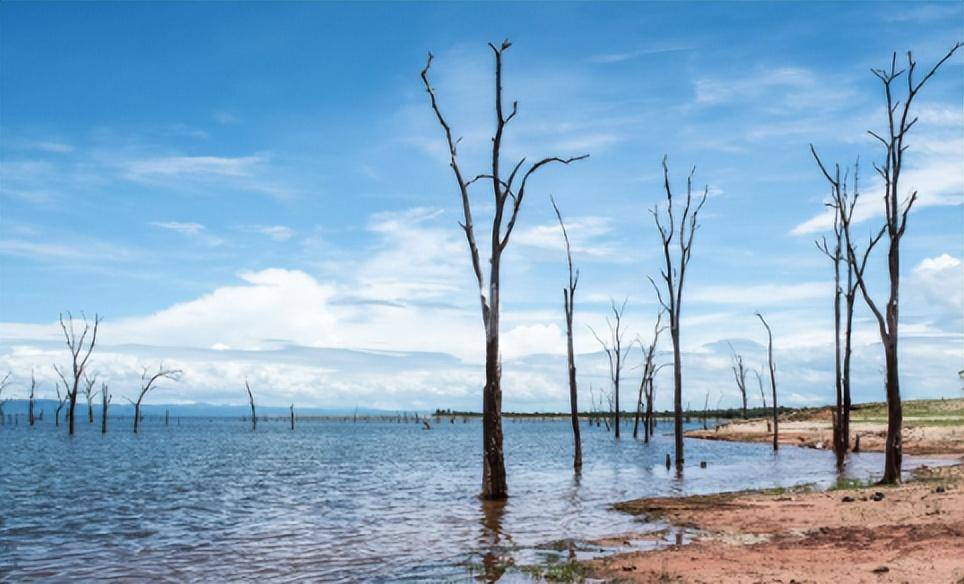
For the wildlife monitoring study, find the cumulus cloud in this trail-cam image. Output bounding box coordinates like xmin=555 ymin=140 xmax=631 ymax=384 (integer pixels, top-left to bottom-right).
xmin=913 ymin=254 xmax=963 ymax=315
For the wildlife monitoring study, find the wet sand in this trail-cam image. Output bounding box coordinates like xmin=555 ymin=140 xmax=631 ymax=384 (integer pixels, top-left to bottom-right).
xmin=586 ymin=463 xmax=964 ymax=583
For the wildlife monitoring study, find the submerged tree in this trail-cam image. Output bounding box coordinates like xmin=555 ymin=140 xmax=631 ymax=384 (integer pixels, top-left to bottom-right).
xmin=811 ymin=150 xmax=860 ymax=466
xmin=53 ymin=312 xmax=101 ymax=436
xmin=100 ymin=383 xmax=111 ymax=434
xmin=728 ymin=344 xmax=749 ymax=419
xmin=53 ymin=378 xmax=67 ymax=428
xmin=551 ymin=195 xmax=582 ymax=470
xmin=756 ymin=313 xmax=778 ymax=451
xmin=634 ymin=309 xmax=665 ymax=441
xmin=650 ymin=158 xmax=708 ymax=469
xmin=841 ymin=43 xmax=959 ymax=484
xmin=28 ymin=370 xmax=37 ymax=426
xmin=131 ymin=364 xmax=181 ymax=434
xmin=290 ymin=404 xmax=295 ymax=431
xmin=83 ymin=372 xmax=98 ymax=424
xmin=590 ymin=298 xmax=629 ymax=438
xmin=421 ymin=40 xmax=587 ymax=499
xmin=245 ymin=379 xmax=257 ymax=431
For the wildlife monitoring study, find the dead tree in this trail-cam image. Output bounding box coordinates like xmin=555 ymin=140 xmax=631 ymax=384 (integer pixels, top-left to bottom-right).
xmin=844 ymin=44 xmax=960 ymax=483
xmin=421 ymin=40 xmax=587 ymax=499
xmin=244 ymin=379 xmax=256 ymax=431
xmin=82 ymin=373 xmax=97 ymax=424
xmin=290 ymin=404 xmax=295 ymax=431
xmin=650 ymin=158 xmax=708 ymax=469
xmin=634 ymin=310 xmax=665 ymax=441
xmin=100 ymin=383 xmax=111 ymax=434
xmin=728 ymin=344 xmax=749 ymax=419
xmin=590 ymin=298 xmax=629 ymax=438
xmin=811 ymin=150 xmax=861 ymax=466
xmin=756 ymin=313 xmax=778 ymax=451
xmin=53 ymin=312 xmax=101 ymax=435
xmin=28 ymin=370 xmax=37 ymax=426
xmin=752 ymin=369 xmax=767 ymax=409
xmin=551 ymin=195 xmax=582 ymax=470
xmin=53 ymin=378 xmax=67 ymax=428
xmin=132 ymin=364 xmax=181 ymax=433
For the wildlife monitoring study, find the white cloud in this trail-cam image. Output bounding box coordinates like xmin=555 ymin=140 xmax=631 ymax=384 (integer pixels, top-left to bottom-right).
xmin=150 ymin=221 xmax=206 ymax=235
xmin=914 ymin=254 xmax=963 ymax=315
xmin=252 ymin=225 xmax=295 ymax=241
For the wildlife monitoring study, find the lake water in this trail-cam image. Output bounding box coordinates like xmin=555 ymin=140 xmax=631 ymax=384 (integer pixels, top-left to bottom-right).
xmin=0 ymin=415 xmax=932 ymax=582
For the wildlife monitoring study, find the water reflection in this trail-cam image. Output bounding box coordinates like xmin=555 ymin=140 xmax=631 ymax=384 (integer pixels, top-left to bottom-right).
xmin=478 ymin=498 xmax=510 ymax=582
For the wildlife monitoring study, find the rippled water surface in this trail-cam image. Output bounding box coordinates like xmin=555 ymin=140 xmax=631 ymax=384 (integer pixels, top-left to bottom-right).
xmin=0 ymin=416 xmax=919 ymax=581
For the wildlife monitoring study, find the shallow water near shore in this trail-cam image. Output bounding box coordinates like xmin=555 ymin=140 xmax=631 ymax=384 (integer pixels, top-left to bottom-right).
xmin=0 ymin=416 xmax=939 ymax=582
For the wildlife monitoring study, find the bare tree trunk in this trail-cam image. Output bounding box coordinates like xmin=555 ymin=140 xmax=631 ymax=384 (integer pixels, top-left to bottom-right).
xmin=101 ymin=384 xmax=110 ymax=434
xmin=757 ymin=313 xmax=778 ymax=451
xmin=552 ymin=196 xmax=582 ymax=471
xmin=290 ymin=404 xmax=295 ymax=431
xmin=28 ymin=371 xmax=36 ymax=427
xmin=133 ymin=401 xmax=141 ymax=434
xmin=245 ymin=379 xmax=257 ymax=431
xmin=818 ymin=43 xmax=960 ymax=484
xmin=650 ymin=158 xmax=708 ymax=470
xmin=422 ymin=41 xmax=585 ymax=499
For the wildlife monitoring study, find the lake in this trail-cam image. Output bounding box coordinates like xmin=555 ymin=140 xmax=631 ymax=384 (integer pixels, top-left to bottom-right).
xmin=0 ymin=415 xmax=926 ymax=582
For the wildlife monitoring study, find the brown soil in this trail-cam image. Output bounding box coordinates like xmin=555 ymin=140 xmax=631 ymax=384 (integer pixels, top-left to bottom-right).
xmin=586 ymin=463 xmax=964 ymax=583
xmin=685 ymin=418 xmax=964 ymax=455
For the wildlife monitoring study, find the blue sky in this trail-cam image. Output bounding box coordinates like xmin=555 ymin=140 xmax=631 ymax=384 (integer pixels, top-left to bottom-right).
xmin=1 ymin=2 xmax=961 ymax=411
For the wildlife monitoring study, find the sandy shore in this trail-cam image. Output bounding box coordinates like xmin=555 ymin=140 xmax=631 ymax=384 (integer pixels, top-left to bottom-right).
xmin=586 ymin=462 xmax=964 ymax=583
xmin=685 ymin=400 xmax=964 ymax=455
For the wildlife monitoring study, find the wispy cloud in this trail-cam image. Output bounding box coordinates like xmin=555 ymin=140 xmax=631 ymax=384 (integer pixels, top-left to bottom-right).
xmin=150 ymin=221 xmax=224 ymax=246
xmin=588 ymin=45 xmax=693 ymax=64
xmin=250 ymin=225 xmax=295 ymax=241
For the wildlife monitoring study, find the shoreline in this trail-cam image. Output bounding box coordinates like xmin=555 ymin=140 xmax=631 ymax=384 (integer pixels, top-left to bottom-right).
xmin=584 ymin=460 xmax=964 ymax=583
xmin=684 ymin=400 xmax=964 ymax=455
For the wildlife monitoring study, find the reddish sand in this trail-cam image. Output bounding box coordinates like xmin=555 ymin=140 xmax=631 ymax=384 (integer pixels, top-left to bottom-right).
xmin=586 ymin=463 xmax=964 ymax=583
xmin=685 ymin=417 xmax=964 ymax=455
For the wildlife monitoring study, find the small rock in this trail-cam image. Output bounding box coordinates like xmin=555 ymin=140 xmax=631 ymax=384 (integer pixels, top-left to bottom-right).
xmin=871 ymin=491 xmax=885 ymax=502
xmin=699 ymin=461 xmax=707 ymax=468
xmin=872 ymin=566 xmax=889 ymax=574
xmin=935 ymin=486 xmax=946 ymax=493
xmin=841 ymin=496 xmax=855 ymax=503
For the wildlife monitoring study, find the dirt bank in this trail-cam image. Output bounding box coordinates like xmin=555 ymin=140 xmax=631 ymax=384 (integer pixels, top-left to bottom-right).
xmin=685 ymin=398 xmax=964 ymax=455
xmin=586 ymin=463 xmax=964 ymax=583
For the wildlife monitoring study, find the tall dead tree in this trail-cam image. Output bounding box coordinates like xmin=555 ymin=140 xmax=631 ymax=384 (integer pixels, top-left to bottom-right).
xmin=82 ymin=373 xmax=97 ymax=424
xmin=132 ymin=364 xmax=181 ymax=434
xmin=590 ymin=298 xmax=629 ymax=438
xmin=756 ymin=313 xmax=778 ymax=451
xmin=244 ymin=379 xmax=257 ymax=431
xmin=811 ymin=150 xmax=860 ymax=466
xmin=100 ymin=383 xmax=111 ymax=434
xmin=551 ymin=195 xmax=582 ymax=470
xmin=53 ymin=312 xmax=101 ymax=436
xmin=28 ymin=370 xmax=37 ymax=426
xmin=650 ymin=158 xmax=708 ymax=469
xmin=421 ymin=40 xmax=587 ymax=499
xmin=846 ymin=43 xmax=959 ymax=484
xmin=728 ymin=344 xmax=749 ymax=419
